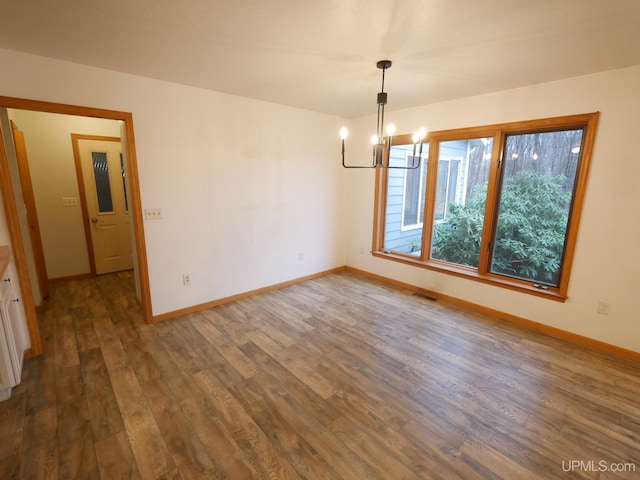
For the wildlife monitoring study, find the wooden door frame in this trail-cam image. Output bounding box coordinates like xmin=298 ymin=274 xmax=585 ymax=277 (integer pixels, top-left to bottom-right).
xmin=71 ymin=134 xmax=123 ymax=277
xmin=10 ymin=120 xmax=50 ymax=300
xmin=0 ymin=96 xmax=153 ymax=356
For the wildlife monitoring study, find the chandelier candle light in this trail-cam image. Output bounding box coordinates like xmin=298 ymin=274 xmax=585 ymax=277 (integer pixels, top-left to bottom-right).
xmin=340 ymin=60 xmax=427 ymax=169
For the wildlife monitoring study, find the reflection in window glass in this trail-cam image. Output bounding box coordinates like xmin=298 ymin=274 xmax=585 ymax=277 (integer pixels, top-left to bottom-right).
xmin=434 ymin=159 xmax=460 ymax=221
xmin=92 ymin=151 xmax=113 ymax=213
xmin=431 ymin=138 xmax=493 ymax=268
xmin=490 ymin=129 xmax=584 ymax=285
xmin=403 ymin=155 xmax=428 ymax=228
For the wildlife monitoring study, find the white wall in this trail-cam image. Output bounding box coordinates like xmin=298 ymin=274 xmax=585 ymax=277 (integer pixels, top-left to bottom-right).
xmin=345 ymin=65 xmax=640 ymax=353
xmin=1 ymin=47 xmax=638 ymax=354
xmin=7 ymin=110 xmax=121 ymax=279
xmin=0 ymin=48 xmax=347 ymax=316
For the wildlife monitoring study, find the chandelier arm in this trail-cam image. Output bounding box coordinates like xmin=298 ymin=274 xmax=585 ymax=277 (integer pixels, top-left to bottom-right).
xmin=342 ymin=163 xmax=377 ymax=169
xmin=390 ymin=140 xmax=423 ymax=170
xmin=342 ymin=140 xmax=377 ymax=168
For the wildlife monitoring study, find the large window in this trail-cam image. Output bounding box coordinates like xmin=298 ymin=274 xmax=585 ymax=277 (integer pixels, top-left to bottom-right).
xmin=374 ymin=113 xmax=599 ymax=300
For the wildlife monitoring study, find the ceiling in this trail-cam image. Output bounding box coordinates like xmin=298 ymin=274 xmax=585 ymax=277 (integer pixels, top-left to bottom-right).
xmin=1 ymin=0 xmax=639 ymax=118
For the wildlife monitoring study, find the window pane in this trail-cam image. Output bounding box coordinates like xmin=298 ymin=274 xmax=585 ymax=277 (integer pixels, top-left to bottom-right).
xmin=431 ymin=138 xmax=493 ymax=268
xmin=92 ymin=151 xmax=114 ymax=213
xmin=384 ymin=144 xmax=429 ymax=255
xmin=403 ymin=162 xmax=422 ymax=226
xmin=490 ymin=129 xmax=584 ymax=285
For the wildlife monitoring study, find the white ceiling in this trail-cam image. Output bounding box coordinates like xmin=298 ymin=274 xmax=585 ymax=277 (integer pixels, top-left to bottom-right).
xmin=1 ymin=0 xmax=639 ymax=118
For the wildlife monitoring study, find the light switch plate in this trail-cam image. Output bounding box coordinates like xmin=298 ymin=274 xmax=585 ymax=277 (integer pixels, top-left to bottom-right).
xmin=144 ymin=208 xmax=163 ymax=220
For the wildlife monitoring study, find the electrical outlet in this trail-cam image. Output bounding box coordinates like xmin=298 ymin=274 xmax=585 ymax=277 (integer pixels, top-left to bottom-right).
xmin=62 ymin=197 xmax=78 ymax=207
xmin=298 ymin=252 xmax=304 ymax=261
xmin=144 ymin=208 xmax=163 ymax=220
xmin=182 ymin=274 xmax=191 ymax=285
xmin=597 ymin=301 xmax=611 ymax=315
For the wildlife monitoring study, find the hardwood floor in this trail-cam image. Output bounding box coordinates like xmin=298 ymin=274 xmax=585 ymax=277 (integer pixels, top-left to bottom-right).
xmin=1 ymin=270 xmax=639 ymax=479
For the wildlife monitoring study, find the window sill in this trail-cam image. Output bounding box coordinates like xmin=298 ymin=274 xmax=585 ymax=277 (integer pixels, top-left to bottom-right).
xmin=371 ymin=250 xmax=568 ymax=302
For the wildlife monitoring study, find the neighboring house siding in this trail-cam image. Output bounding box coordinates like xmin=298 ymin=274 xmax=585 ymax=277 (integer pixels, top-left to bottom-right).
xmin=384 ymin=172 xmax=409 ymax=250
xmin=384 ymin=140 xmax=470 ymax=254
xmin=384 ymin=144 xmax=425 ymax=253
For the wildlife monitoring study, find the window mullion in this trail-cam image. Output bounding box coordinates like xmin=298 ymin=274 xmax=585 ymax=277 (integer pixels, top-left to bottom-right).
xmin=420 ymin=139 xmax=439 ymax=261
xmin=477 ymin=130 xmax=504 ymax=274
xmin=372 ymin=165 xmax=387 ymax=252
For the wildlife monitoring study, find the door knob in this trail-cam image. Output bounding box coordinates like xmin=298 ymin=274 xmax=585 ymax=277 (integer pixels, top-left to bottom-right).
xmin=91 ymin=218 xmax=98 ymax=223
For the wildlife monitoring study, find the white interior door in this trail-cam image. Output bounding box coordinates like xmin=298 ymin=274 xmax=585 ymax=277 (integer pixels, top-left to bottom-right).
xmin=78 ymin=138 xmax=133 ymax=275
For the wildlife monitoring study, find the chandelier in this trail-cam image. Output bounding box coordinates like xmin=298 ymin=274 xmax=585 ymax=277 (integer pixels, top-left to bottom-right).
xmin=340 ymin=60 xmax=426 ymax=169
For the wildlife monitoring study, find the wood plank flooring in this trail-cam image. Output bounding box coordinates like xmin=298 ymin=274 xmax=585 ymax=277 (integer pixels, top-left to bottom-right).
xmin=1 ymin=270 xmax=639 ymax=479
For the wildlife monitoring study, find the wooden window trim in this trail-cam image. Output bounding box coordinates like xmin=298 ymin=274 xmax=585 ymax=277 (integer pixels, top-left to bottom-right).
xmin=372 ymin=112 xmax=600 ymax=302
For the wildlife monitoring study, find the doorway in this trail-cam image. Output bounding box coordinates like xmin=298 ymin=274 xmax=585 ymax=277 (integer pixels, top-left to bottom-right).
xmin=0 ymin=96 xmax=152 ymax=356
xmin=72 ymin=135 xmax=133 ymax=275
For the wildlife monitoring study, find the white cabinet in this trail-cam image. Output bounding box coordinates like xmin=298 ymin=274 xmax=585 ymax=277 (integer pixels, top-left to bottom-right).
xmin=0 ymin=257 xmax=28 ymax=401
